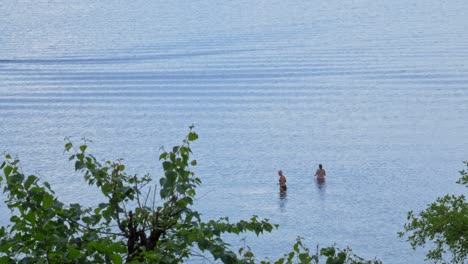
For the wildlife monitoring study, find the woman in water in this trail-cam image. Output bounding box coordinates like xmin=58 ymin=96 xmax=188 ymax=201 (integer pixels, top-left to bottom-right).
xmin=278 ymin=170 xmax=287 ymax=191
xmin=315 ymin=164 xmax=326 ymax=179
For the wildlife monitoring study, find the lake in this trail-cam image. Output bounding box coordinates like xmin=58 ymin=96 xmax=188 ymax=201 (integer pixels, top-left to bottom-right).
xmin=1 ymin=1 xmax=468 ymax=263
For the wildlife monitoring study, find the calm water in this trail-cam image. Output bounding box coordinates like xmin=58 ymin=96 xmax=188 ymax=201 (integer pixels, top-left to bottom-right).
xmin=1 ymin=1 xmax=468 ymax=263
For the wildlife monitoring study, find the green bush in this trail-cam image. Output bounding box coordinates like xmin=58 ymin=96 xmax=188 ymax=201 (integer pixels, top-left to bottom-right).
xmin=1 ymin=127 xmax=380 ymax=263
xmin=399 ymin=161 xmax=468 ymax=263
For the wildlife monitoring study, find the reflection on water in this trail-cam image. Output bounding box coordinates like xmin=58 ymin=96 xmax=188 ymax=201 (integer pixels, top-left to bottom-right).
xmin=316 ymin=177 xmax=326 ymax=188
xmin=315 ymin=177 xmax=326 ymax=201
xmin=278 ymin=188 xmax=287 ymax=212
xmin=279 ymin=188 xmax=287 ymax=199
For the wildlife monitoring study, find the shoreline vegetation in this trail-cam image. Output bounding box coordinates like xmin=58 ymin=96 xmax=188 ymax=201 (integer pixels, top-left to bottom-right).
xmin=0 ymin=127 xmax=466 ymax=263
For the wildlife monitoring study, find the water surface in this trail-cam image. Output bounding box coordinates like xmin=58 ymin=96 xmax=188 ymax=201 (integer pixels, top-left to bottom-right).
xmin=1 ymin=1 xmax=468 ymax=263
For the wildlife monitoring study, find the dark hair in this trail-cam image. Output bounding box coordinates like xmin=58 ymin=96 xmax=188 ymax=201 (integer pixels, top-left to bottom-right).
xmin=319 ymin=164 xmax=323 ymax=169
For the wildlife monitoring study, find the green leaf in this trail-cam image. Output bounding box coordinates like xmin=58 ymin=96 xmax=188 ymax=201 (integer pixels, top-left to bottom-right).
xmin=43 ymin=193 xmax=54 ymax=208
xmin=160 ymin=187 xmax=170 ymax=198
xmin=159 ymin=152 xmax=168 ymax=160
xmin=67 ymin=245 xmax=82 ymax=260
xmin=110 ymin=254 xmax=123 ymax=264
xmin=180 ymin=146 xmax=188 ymax=154
xmin=188 ymin=132 xmax=198 ymax=141
xmin=24 ymin=175 xmax=38 ymax=190
xmin=65 ymin=142 xmax=73 ymax=151
xmin=102 ymin=183 xmax=113 ymax=195
xmin=162 ymin=161 xmax=173 ymax=171
xmin=321 ymin=247 xmax=336 ymax=257
xmin=24 ymin=211 xmax=36 ymax=224
xmin=3 ymin=166 xmax=12 ymax=177
xmin=0 ymin=256 xmax=11 ymax=263
xmin=198 ymin=239 xmax=209 ymax=251
xmin=79 ymin=145 xmax=87 ymax=152
xmin=76 ymin=153 xmax=84 ymax=161
xmin=159 ymin=177 xmax=167 ymax=187
xmin=165 ymin=171 xmax=177 ymax=185
xmin=293 ymin=242 xmax=299 ymax=253
xmin=10 ymin=173 xmax=24 ymax=184
xmin=44 ymin=181 xmax=52 ymax=191
xmin=299 ymin=253 xmax=309 ymax=262
xmin=337 ymin=251 xmax=347 ymax=261
xmin=75 ymin=161 xmax=84 ymax=171
xmin=274 ymin=258 xmax=285 ymax=264
xmin=190 ymin=160 xmax=197 ymax=166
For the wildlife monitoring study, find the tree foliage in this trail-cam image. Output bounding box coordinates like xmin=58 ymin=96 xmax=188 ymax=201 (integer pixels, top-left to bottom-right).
xmin=399 ymin=161 xmax=468 ymax=263
xmin=1 ymin=127 xmax=380 ymax=263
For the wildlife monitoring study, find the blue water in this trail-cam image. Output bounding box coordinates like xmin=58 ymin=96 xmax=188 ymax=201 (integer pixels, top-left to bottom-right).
xmin=1 ymin=1 xmax=468 ymax=263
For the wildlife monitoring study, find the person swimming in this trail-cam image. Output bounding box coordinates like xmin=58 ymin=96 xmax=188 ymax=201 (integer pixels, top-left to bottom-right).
xmin=278 ymin=170 xmax=287 ymax=191
xmin=315 ymin=164 xmax=326 ymax=179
